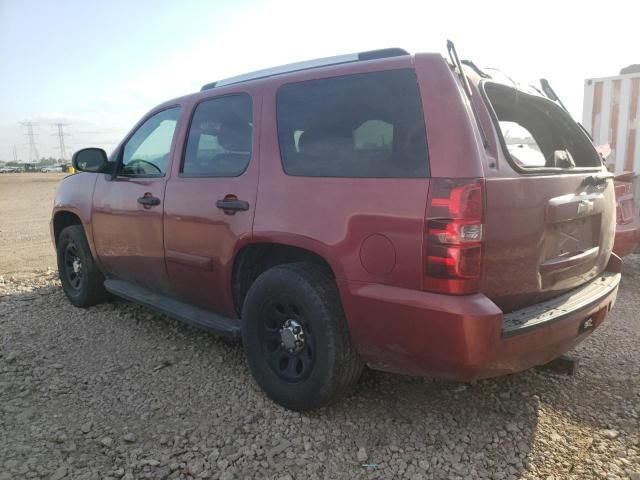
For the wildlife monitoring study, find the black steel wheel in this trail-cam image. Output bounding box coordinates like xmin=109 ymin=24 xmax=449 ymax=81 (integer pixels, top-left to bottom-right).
xmin=242 ymin=262 xmax=364 ymax=411
xmin=259 ymin=299 xmax=315 ymax=383
xmin=63 ymin=240 xmax=84 ymax=291
xmin=56 ymin=224 xmax=108 ymax=307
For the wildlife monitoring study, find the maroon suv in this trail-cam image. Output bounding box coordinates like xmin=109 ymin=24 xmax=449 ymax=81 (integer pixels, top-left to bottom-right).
xmin=52 ymin=44 xmax=621 ymax=410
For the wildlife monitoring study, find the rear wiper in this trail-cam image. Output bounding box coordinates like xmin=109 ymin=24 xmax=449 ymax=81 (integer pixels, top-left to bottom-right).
xmin=540 ymin=78 xmax=568 ymax=112
xmin=540 ymin=78 xmax=594 ymax=141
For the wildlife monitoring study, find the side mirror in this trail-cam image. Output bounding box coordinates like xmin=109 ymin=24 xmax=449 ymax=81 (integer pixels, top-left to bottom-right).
xmin=72 ymin=148 xmax=110 ymax=173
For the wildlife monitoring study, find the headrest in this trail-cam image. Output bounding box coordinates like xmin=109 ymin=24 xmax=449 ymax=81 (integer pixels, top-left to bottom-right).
xmin=217 ymin=123 xmax=252 ymax=152
xmin=298 ymin=126 xmax=351 ymax=156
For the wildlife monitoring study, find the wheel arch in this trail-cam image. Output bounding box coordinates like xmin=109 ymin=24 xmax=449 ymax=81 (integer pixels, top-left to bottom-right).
xmin=51 ymin=208 xmax=101 ymax=269
xmin=52 ymin=210 xmax=83 ymax=245
xmin=231 ymin=237 xmax=342 ymax=317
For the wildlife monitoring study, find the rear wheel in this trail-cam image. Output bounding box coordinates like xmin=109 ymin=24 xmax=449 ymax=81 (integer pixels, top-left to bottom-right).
xmin=242 ymin=262 xmax=364 ymax=411
xmin=56 ymin=225 xmax=108 ymax=307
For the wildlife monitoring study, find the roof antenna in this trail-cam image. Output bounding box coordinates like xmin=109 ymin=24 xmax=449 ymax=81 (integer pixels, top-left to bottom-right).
xmin=446 ymin=40 xmax=489 ymax=149
xmin=447 ymin=40 xmax=473 ymax=98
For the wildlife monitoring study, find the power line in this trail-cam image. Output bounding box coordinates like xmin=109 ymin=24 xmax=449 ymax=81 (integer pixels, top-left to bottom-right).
xmin=52 ymin=123 xmax=70 ymax=163
xmin=20 ymin=121 xmax=39 ymax=163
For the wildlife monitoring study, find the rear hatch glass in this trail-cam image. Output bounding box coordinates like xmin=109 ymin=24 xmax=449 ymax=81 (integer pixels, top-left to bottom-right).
xmin=486 ymin=83 xmax=602 ymax=171
xmin=480 ymin=83 xmax=616 ymax=312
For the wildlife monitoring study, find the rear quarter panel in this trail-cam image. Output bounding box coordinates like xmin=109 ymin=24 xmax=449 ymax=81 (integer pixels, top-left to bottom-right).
xmin=413 ymin=53 xmax=485 ymax=179
xmin=252 ymin=57 xmax=442 ymax=289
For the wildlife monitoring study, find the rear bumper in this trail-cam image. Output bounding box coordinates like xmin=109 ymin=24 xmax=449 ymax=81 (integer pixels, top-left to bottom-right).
xmin=339 ymin=271 xmax=620 ymax=381
xmin=614 ymin=217 xmax=640 ymax=257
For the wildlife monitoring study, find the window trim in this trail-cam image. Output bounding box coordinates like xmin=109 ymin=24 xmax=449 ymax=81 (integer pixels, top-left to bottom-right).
xmin=179 ymin=93 xmax=254 ymax=179
xmin=275 ymin=68 xmax=430 ymax=179
xmin=479 ymin=80 xmax=603 ymax=175
xmin=115 ymin=105 xmax=182 ymax=179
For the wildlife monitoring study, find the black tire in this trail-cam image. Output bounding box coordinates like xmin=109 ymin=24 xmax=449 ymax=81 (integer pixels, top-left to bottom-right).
xmin=56 ymin=225 xmax=108 ymax=307
xmin=242 ymin=262 xmax=364 ymax=410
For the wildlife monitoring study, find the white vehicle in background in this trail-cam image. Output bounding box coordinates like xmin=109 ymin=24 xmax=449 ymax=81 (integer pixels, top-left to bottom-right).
xmin=40 ymin=166 xmax=63 ymax=173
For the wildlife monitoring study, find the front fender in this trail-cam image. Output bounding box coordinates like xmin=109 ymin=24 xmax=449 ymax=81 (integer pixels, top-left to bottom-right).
xmin=51 ymin=173 xmax=100 ymax=261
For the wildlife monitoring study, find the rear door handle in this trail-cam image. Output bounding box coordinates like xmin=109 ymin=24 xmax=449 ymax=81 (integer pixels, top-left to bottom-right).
xmin=137 ymin=195 xmax=161 ymax=207
xmin=216 ymin=198 xmax=250 ymax=212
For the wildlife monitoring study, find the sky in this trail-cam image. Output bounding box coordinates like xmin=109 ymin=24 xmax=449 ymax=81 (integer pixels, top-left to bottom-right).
xmin=1 ymin=0 xmax=638 ymax=162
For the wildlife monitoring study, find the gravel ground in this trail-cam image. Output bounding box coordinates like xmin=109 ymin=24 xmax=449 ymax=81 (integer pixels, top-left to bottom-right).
xmin=0 ymin=259 xmax=638 ymax=480
xmin=0 ymin=174 xmax=638 ymax=479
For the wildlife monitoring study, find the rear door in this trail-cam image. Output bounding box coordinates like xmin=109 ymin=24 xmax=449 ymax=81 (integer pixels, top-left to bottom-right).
xmin=479 ymin=82 xmax=616 ymax=312
xmin=163 ymin=93 xmax=258 ymax=317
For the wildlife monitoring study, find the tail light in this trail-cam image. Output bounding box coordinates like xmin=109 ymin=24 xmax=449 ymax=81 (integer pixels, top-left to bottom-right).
xmin=423 ymin=178 xmax=484 ymax=295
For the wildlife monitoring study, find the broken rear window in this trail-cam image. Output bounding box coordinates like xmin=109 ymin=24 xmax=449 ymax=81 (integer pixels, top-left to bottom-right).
xmin=484 ymin=83 xmax=600 ymax=171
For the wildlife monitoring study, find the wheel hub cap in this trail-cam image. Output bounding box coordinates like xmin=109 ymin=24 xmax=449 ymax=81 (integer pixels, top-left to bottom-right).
xmin=63 ymin=242 xmax=84 ymax=291
xmin=280 ymin=319 xmax=305 ymax=353
xmin=72 ymin=258 xmax=82 ymax=273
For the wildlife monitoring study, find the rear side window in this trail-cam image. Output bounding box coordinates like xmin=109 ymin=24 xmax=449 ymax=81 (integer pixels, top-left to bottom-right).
xmin=485 ymin=83 xmax=600 ymax=171
xmin=182 ymin=95 xmax=252 ymax=177
xmin=276 ymin=69 xmax=429 ymax=177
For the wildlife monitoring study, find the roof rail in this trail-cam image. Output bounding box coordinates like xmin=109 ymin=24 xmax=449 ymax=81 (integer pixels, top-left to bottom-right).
xmin=200 ymin=48 xmax=409 ymax=91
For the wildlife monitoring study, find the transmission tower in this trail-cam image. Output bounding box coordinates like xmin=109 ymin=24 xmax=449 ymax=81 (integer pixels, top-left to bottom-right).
xmin=13 ymin=145 xmax=19 ymax=163
xmin=20 ymin=122 xmax=39 ymax=163
xmin=53 ymin=123 xmax=70 ymax=163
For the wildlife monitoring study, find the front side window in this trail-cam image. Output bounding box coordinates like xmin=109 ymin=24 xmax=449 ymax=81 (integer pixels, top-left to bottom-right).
xmin=120 ymin=107 xmax=181 ymax=176
xmin=276 ymin=69 xmax=429 ymax=178
xmin=182 ymin=95 xmax=253 ymax=177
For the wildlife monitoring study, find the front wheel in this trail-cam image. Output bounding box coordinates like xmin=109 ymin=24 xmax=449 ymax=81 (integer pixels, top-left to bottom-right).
xmin=56 ymin=225 xmax=108 ymax=307
xmin=242 ymin=262 xmax=364 ymax=411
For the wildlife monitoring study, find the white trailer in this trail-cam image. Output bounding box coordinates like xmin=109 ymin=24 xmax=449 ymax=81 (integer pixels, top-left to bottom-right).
xmin=584 ymin=72 xmax=640 ymax=214
xmin=583 ymin=72 xmax=640 ymax=176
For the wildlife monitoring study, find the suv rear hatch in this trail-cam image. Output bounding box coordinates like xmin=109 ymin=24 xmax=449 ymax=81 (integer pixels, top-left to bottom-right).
xmin=479 ymin=82 xmax=616 ymax=313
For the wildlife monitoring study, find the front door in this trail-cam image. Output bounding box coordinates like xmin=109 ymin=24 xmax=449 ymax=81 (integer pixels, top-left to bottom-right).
xmin=164 ymin=93 xmax=258 ymax=317
xmin=92 ymin=106 xmax=181 ymax=293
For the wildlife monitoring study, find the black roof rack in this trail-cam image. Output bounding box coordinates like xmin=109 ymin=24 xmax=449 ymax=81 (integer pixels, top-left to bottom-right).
xmin=201 ymin=48 xmax=409 ymax=91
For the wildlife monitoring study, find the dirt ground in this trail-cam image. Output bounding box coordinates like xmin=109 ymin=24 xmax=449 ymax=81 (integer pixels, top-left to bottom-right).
xmin=0 ymin=173 xmax=639 ymax=479
xmin=0 ymin=173 xmax=64 ymax=274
